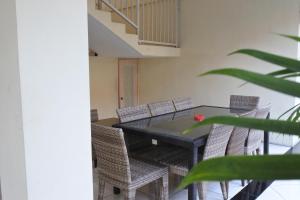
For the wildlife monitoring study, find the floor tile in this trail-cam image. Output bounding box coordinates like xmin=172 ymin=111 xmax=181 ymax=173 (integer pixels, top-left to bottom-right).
xmin=269 ymin=183 xmax=300 ymax=200
xmin=93 ymin=144 xmax=290 ymax=200
xmin=256 ymin=187 xmax=285 ymax=200
xmin=271 ymin=180 xmax=300 ymax=186
xmin=269 ymin=144 xmax=290 ymax=155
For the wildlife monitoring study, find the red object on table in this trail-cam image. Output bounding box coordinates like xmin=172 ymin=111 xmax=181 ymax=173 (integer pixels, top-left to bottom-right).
xmin=194 ymin=114 xmax=205 ymax=122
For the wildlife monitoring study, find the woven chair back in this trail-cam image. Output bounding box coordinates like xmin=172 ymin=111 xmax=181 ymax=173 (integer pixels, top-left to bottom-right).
xmin=203 ymin=124 xmax=234 ymax=160
xmin=247 ymin=104 xmax=271 ymax=149
xmin=173 ymin=97 xmax=193 ymax=111
xmin=148 ymin=100 xmax=175 ymax=116
xmin=91 ymin=109 xmax=99 ymax=122
xmin=227 ymin=110 xmax=257 ymax=155
xmin=117 ymin=104 xmax=151 ymax=123
xmin=230 ymin=95 xmax=260 ymax=110
xmin=92 ymin=124 xmax=131 ymax=183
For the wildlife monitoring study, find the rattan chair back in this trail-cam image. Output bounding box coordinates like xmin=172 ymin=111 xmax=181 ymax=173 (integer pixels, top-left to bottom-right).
xmin=91 ymin=109 xmax=99 ymax=122
xmin=246 ymin=104 xmax=271 ymax=153
xmin=173 ymin=97 xmax=193 ymax=111
xmin=230 ymin=95 xmax=259 ymax=110
xmin=255 ymin=104 xmax=271 ymax=119
xmin=227 ymin=110 xmax=257 ymax=155
xmin=117 ymin=104 xmax=151 ymax=123
xmin=148 ymin=100 xmax=175 ymax=116
xmin=92 ymin=124 xmax=131 ymax=183
xmin=203 ymin=124 xmax=234 ymax=160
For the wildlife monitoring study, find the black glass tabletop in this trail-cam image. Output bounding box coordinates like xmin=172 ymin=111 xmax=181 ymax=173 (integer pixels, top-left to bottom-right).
xmin=114 ymin=106 xmax=250 ymax=142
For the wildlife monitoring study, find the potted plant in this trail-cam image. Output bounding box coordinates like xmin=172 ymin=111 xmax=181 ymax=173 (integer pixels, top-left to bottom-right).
xmin=180 ymin=34 xmax=300 ymax=189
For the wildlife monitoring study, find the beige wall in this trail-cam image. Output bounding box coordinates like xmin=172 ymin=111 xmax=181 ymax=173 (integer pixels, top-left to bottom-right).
xmin=90 ymin=57 xmax=118 ymax=119
xmin=138 ymin=0 xmax=299 ymax=145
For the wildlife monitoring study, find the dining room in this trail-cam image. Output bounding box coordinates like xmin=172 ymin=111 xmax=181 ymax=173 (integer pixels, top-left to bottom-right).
xmin=2 ymin=0 xmax=300 ymax=200
xmin=91 ymin=95 xmax=295 ymax=199
xmin=88 ymin=1 xmax=300 ymax=200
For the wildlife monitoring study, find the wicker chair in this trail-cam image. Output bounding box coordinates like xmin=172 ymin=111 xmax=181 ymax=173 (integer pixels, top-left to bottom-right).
xmin=91 ymin=109 xmax=99 ymax=167
xmin=148 ymin=100 xmax=176 ymax=116
xmin=92 ymin=124 xmax=169 ymax=200
xmin=227 ymin=110 xmax=257 ymax=156
xmin=91 ymin=109 xmax=99 ymax=122
xmin=162 ymin=124 xmax=234 ymax=200
xmin=117 ymin=104 xmax=151 ymax=123
xmin=245 ymin=104 xmax=271 ymax=155
xmin=172 ymin=97 xmax=194 ymax=111
xmin=230 ymin=95 xmax=260 ymax=110
xmin=116 ymin=105 xmax=152 ymax=151
xmin=226 ymin=110 xmax=256 ymax=187
xmin=133 ymin=124 xmax=234 ymax=200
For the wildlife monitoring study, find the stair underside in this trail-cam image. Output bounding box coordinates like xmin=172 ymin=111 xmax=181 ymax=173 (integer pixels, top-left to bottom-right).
xmin=88 ymin=1 xmax=180 ymax=58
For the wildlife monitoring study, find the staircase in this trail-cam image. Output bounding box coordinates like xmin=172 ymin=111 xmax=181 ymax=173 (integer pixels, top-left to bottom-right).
xmin=88 ymin=0 xmax=180 ymax=58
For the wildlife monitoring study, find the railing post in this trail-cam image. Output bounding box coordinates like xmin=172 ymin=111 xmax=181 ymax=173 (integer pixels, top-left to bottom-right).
xmin=175 ymin=0 xmax=179 ymax=47
xmin=96 ymin=0 xmax=102 ymax=9
xmin=137 ymin=0 xmax=140 ymax=41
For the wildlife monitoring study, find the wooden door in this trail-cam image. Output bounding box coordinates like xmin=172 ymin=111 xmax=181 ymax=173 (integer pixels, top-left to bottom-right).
xmin=118 ymin=59 xmax=139 ymax=108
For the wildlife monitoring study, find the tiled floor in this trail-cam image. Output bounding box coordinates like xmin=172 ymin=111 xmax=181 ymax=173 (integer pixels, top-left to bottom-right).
xmin=256 ymin=180 xmax=300 ymax=200
xmin=93 ymin=144 xmax=290 ymax=200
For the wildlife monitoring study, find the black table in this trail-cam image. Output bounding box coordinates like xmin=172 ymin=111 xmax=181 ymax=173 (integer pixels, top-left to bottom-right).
xmin=114 ymin=105 xmax=270 ymax=200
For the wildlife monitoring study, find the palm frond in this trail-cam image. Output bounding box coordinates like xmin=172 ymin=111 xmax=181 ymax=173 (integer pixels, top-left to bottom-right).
xmin=230 ymin=49 xmax=300 ymax=72
xmin=200 ymin=68 xmax=300 ymax=98
xmin=179 ymin=155 xmax=300 ymax=188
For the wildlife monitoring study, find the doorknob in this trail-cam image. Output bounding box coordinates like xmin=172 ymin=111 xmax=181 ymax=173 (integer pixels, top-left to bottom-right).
xmin=120 ymin=97 xmax=124 ymax=100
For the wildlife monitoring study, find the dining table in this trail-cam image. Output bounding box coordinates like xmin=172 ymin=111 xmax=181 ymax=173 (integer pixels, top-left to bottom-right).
xmin=113 ymin=105 xmax=270 ymax=200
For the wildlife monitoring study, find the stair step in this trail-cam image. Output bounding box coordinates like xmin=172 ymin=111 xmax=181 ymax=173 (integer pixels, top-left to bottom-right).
xmin=125 ymin=34 xmax=139 ymax=44
xmin=91 ymin=11 xmax=127 ymax=36
xmin=88 ymin=0 xmax=180 ymax=57
xmin=91 ymin=10 xmax=112 ymax=24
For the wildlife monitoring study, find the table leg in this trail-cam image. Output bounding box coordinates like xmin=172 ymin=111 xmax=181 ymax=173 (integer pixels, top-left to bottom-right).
xmin=264 ymin=113 xmax=270 ymax=155
xmin=264 ymin=130 xmax=269 ymax=154
xmin=188 ymin=146 xmax=198 ymax=200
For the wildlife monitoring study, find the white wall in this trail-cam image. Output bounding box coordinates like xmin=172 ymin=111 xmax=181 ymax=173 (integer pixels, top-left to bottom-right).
xmin=1 ymin=0 xmax=93 ymax=199
xmin=90 ymin=57 xmax=119 ymax=118
xmin=0 ymin=0 xmax=28 ymax=199
xmin=139 ymin=0 xmax=299 ymax=145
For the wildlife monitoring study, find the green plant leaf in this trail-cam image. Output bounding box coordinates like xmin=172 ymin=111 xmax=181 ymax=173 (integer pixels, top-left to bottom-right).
xmin=268 ymin=69 xmax=294 ymax=76
xmin=280 ymin=72 xmax=300 ymax=79
xmin=239 ymin=69 xmax=296 ymax=87
xmin=185 ymin=34 xmax=300 ymax=188
xmin=200 ymin=68 xmax=300 ymax=98
xmin=279 ymin=34 xmax=300 ymax=42
xmin=183 ymin=116 xmax=300 ymax=136
xmin=288 ymin=106 xmax=300 ymax=122
xmin=294 ymin=109 xmax=300 ymax=122
xmin=179 ymin=155 xmax=300 ymax=188
xmin=278 ymin=103 xmax=300 ymax=119
xmin=229 ymin=49 xmax=300 ymax=72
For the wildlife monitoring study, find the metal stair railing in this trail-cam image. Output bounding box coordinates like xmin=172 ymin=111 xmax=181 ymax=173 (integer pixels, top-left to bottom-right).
xmin=96 ymin=0 xmax=179 ymax=47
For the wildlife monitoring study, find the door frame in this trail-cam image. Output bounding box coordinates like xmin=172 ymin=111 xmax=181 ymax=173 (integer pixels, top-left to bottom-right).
xmin=118 ymin=58 xmax=139 ymax=108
